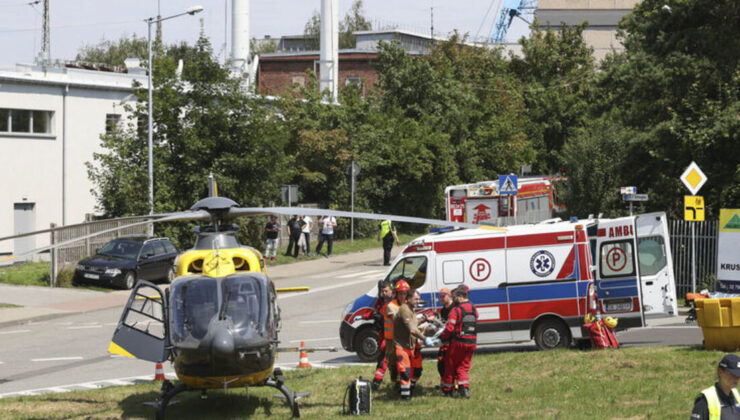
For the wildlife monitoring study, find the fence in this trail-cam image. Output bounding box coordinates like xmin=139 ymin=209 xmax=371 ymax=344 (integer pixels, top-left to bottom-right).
xmin=49 ymin=217 xmax=151 ymax=286
xmin=669 ymin=219 xmax=718 ymax=298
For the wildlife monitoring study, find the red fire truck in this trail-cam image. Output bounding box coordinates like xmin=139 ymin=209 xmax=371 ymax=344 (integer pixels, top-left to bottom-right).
xmin=445 ymin=177 xmax=563 ymax=226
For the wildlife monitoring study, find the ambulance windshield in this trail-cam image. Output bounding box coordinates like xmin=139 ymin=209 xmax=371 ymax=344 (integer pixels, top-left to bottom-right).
xmin=387 ymin=256 xmax=427 ymax=289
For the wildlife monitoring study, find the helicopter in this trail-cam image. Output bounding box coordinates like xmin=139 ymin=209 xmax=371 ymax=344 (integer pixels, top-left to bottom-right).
xmin=0 ymin=195 xmax=475 ymax=419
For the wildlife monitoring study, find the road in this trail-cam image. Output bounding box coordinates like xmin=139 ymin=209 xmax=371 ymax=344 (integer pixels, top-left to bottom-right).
xmin=0 ymin=256 xmax=703 ymax=398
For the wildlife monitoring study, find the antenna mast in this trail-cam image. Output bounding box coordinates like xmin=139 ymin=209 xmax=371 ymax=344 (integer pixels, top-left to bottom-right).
xmin=41 ymin=0 xmax=50 ymax=64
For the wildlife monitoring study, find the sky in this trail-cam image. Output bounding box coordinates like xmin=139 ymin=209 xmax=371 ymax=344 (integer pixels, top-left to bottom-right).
xmin=0 ymin=0 xmax=531 ymax=69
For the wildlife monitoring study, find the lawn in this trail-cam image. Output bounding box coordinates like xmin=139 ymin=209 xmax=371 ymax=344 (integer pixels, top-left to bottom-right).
xmin=0 ymin=345 xmax=724 ymax=419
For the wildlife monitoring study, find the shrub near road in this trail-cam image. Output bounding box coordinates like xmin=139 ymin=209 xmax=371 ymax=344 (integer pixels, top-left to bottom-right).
xmin=0 ymin=346 xmax=726 ymax=419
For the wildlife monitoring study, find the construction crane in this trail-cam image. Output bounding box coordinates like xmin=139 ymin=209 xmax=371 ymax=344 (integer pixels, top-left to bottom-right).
xmin=490 ymin=0 xmax=539 ymax=44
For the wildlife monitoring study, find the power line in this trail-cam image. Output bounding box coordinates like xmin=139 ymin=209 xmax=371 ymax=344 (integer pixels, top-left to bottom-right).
xmin=0 ymin=19 xmax=140 ymax=34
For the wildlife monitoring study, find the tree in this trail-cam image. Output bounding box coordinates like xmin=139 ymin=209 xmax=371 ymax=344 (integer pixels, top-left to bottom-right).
xmin=76 ymin=35 xmax=148 ymax=67
xmin=304 ymin=0 xmax=372 ymax=51
xmin=88 ymin=34 xmax=294 ymax=247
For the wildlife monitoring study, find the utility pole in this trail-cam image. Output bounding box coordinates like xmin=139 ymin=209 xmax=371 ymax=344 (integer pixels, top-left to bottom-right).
xmin=41 ymin=0 xmax=50 ymax=65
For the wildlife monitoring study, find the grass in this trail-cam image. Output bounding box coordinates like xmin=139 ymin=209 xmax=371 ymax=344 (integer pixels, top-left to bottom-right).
xmin=0 ymin=303 xmax=20 ymax=308
xmin=0 ymin=261 xmax=51 ymax=287
xmin=0 ymin=345 xmax=726 ymax=419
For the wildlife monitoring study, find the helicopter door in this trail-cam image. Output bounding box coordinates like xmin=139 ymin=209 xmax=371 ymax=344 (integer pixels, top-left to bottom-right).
xmin=108 ymin=280 xmax=170 ymax=363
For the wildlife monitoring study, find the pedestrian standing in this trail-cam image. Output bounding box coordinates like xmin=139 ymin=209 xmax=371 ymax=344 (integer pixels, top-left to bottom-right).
xmin=371 ymin=280 xmax=394 ymax=390
xmin=284 ymin=215 xmax=302 ymax=258
xmin=264 ymin=215 xmax=280 ymax=261
xmin=440 ymin=285 xmax=478 ymax=398
xmin=436 ymin=287 xmax=454 ymax=387
xmin=383 ymin=279 xmax=410 ymax=387
xmin=691 ymin=354 xmax=740 ymax=419
xmin=301 ymin=215 xmax=312 ymax=256
xmin=377 ymin=219 xmax=400 ymax=266
xmin=315 ymin=215 xmax=337 ymax=257
xmin=393 ymin=288 xmax=426 ymax=401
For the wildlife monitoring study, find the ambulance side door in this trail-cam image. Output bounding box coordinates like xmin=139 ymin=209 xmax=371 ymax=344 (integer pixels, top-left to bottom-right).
xmin=595 ymin=217 xmax=645 ymax=329
xmin=434 ymin=244 xmax=511 ymax=343
xmin=635 ymin=213 xmax=677 ymax=318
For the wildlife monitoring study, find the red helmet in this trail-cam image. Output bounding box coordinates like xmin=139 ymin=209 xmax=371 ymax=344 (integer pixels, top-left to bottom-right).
xmin=395 ymin=279 xmax=410 ymax=291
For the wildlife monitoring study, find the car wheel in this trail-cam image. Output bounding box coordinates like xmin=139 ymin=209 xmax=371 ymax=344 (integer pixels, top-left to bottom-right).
xmin=122 ymin=272 xmax=136 ymax=290
xmin=534 ymin=319 xmax=571 ymax=350
xmin=353 ymin=328 xmax=380 ymax=362
xmin=166 ymin=267 xmax=176 ymax=284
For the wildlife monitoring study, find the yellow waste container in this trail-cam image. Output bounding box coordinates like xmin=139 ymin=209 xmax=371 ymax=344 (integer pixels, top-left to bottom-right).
xmin=695 ymin=298 xmax=740 ymax=351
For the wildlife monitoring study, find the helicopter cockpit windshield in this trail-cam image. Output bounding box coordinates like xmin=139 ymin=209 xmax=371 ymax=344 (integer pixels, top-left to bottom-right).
xmin=170 ymin=274 xmax=268 ymax=345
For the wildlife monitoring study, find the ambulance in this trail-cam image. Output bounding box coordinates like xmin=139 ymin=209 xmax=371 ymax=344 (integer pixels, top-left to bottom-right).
xmin=339 ymin=212 xmax=677 ymax=361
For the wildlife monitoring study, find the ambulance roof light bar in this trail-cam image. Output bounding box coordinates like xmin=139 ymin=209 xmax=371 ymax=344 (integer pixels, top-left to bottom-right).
xmin=429 ymin=226 xmax=455 ymax=234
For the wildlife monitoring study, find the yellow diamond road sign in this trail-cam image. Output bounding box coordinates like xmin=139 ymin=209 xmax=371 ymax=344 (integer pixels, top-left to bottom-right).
xmin=680 ymin=161 xmax=707 ymax=195
xmin=684 ymin=196 xmax=705 ymax=221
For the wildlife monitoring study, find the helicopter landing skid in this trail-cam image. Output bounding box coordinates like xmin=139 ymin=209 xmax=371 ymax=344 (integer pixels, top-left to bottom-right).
xmin=265 ymin=367 xmax=302 ymax=418
xmin=153 ymin=369 xmax=303 ymax=419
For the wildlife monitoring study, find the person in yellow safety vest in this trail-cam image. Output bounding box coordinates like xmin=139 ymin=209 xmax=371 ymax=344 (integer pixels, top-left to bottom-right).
xmin=377 ymin=219 xmax=400 ymax=266
xmin=691 ymin=353 xmax=740 ymax=420
xmin=382 ymin=279 xmax=410 ymax=388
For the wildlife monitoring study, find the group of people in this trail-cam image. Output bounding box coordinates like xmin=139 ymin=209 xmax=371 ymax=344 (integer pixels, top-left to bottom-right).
xmin=371 ymin=279 xmax=478 ymax=401
xmin=263 ymin=214 xmax=337 ymax=260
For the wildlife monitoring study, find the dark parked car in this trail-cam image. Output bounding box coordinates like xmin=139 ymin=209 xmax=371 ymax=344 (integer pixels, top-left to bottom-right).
xmin=74 ymin=236 xmax=178 ymax=289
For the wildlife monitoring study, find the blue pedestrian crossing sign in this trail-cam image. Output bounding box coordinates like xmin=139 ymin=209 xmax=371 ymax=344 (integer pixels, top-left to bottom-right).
xmin=498 ymin=175 xmax=518 ymax=195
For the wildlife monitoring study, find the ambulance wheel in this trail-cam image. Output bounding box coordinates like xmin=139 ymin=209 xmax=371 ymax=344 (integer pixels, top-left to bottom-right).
xmin=534 ymin=319 xmax=571 ymax=350
xmin=354 ymin=328 xmax=380 ymax=363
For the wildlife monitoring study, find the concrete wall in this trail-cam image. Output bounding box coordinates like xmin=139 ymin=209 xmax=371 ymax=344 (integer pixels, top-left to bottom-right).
xmin=0 ymin=65 xmax=142 ymax=255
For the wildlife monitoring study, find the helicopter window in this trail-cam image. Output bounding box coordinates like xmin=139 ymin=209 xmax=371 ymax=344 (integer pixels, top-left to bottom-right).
xmin=385 ymin=256 xmax=427 ymax=290
xmin=171 ymin=278 xmax=218 ymax=341
xmin=221 ymin=277 xmax=265 ymax=333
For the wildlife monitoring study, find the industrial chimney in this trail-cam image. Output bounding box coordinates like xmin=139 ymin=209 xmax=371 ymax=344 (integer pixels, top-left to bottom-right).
xmin=319 ymin=0 xmax=339 ymax=102
xmin=231 ymin=0 xmax=250 ymax=76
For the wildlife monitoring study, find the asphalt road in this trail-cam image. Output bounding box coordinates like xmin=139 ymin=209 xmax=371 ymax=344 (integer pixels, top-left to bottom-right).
xmin=0 ymin=256 xmax=703 ymax=398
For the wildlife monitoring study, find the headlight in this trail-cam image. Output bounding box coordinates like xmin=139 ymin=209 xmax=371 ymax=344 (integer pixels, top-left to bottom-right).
xmin=341 ymin=302 xmax=353 ymax=320
xmin=76 ymin=264 xmax=84 ymax=271
xmin=104 ymin=268 xmax=122 ymax=276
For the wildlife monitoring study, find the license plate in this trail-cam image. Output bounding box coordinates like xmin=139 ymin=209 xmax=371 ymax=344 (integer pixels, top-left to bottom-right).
xmin=605 ymin=302 xmax=631 ymax=312
xmin=83 ymin=273 xmax=100 ymax=280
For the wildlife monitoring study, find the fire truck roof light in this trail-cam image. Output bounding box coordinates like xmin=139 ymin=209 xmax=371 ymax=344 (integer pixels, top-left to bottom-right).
xmin=570 ymin=217 xmax=579 ymax=222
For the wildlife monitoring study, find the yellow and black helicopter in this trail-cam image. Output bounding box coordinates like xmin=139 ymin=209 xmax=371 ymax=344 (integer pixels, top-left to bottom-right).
xmin=0 ymin=195 xmax=474 ymax=418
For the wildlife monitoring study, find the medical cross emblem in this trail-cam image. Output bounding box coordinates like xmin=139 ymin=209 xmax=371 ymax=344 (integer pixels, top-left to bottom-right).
xmin=530 ymin=250 xmax=555 ymax=278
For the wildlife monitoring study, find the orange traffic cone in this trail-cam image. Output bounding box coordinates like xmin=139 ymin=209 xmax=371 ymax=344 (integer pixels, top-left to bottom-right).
xmin=298 ymin=341 xmax=312 ymax=368
xmin=154 ymin=362 xmax=166 ymax=381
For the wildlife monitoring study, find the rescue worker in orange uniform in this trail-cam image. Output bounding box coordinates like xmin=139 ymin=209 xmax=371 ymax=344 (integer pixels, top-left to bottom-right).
xmin=440 ymin=285 xmax=478 ymax=398
xmin=394 ymin=288 xmax=426 ymax=400
xmin=371 ymin=280 xmax=394 ymax=390
xmin=436 ymin=287 xmax=454 ymax=388
xmin=382 ymin=279 xmax=410 ymax=388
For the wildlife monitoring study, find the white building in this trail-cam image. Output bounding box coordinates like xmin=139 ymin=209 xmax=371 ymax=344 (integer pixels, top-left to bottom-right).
xmin=0 ymin=62 xmax=146 ymax=257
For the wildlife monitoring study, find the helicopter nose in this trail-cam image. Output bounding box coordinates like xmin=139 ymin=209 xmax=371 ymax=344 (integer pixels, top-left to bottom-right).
xmin=211 ymin=325 xmax=235 ymax=357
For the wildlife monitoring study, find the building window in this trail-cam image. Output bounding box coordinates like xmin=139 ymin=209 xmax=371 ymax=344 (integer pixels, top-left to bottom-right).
xmin=291 ymin=76 xmax=305 ymax=92
xmin=106 ymin=114 xmax=121 ymax=134
xmin=0 ymin=108 xmax=53 ymax=134
xmin=344 ymin=76 xmax=365 ymax=95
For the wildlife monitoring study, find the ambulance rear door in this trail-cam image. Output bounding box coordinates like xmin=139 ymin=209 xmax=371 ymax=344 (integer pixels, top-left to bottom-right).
xmin=635 ymin=212 xmax=678 ymax=319
xmin=595 ymin=217 xmax=645 ymax=329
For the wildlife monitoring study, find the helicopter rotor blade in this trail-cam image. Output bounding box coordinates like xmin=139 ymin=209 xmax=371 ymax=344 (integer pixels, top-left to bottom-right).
xmin=0 ymin=210 xmax=210 ymax=263
xmin=226 ymin=207 xmax=479 ymax=229
xmin=0 ymin=211 xmax=203 ymax=244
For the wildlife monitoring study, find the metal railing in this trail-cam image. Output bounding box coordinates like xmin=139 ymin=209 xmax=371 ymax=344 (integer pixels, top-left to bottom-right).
xmin=669 ymin=219 xmax=718 ymax=298
xmin=49 ymin=217 xmax=151 ymax=286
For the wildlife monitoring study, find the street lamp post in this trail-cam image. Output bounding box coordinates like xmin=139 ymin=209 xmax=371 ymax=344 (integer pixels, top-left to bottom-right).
xmin=146 ymin=5 xmax=203 ymax=226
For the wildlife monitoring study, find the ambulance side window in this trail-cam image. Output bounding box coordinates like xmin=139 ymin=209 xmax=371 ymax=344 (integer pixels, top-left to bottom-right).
xmin=386 ymin=256 xmax=427 ymax=289
xmin=637 ymin=236 xmax=667 ymax=276
xmin=600 ymin=240 xmax=635 ymax=278
xmin=442 ymin=260 xmax=464 ymax=285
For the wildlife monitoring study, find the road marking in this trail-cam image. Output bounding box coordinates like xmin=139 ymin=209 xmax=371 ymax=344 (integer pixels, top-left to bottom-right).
xmin=0 ymin=330 xmax=31 ymax=335
xmin=0 ymin=373 xmax=177 ymax=399
xmin=640 ymin=325 xmax=700 ymax=330
xmin=289 ymin=337 xmax=339 ymax=343
xmin=67 ymin=325 xmax=103 ymax=330
xmin=279 ymin=278 xmax=375 ymax=300
xmin=299 ymin=320 xmax=337 ymax=324
xmin=31 ymin=357 xmax=84 ymax=362
xmin=337 ymin=270 xmax=382 ymax=279
xmin=78 ymin=383 xmax=100 ymax=389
